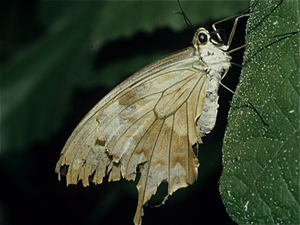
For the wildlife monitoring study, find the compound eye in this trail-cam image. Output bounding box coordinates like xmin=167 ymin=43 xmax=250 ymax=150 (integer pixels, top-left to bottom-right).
xmin=198 ymin=33 xmax=208 ymax=44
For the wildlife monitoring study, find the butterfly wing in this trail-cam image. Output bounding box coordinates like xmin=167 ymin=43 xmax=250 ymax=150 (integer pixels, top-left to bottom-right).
xmin=55 ymin=46 xmax=209 ymax=225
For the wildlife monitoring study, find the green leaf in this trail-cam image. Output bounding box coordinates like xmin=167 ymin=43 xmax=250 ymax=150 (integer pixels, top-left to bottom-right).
xmin=1 ymin=1 xmax=248 ymax=153
xmin=220 ymin=0 xmax=300 ymax=224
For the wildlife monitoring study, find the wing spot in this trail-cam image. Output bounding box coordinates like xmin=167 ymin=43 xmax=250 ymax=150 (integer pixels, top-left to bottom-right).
xmin=96 ymin=139 xmax=106 ymax=146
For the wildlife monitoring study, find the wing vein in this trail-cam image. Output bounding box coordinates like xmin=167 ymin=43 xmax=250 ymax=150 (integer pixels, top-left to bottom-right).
xmin=168 ymin=115 xmax=175 ymax=192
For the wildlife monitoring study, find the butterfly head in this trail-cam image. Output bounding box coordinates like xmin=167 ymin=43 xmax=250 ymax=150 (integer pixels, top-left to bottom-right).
xmin=192 ymin=28 xmax=231 ymax=68
xmin=193 ymin=28 xmax=229 ymax=53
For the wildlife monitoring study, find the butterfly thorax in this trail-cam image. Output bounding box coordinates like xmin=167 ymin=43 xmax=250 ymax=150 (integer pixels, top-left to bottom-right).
xmin=192 ymin=28 xmax=231 ymax=137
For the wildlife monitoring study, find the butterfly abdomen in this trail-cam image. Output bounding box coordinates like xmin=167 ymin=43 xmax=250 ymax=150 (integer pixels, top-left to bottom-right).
xmin=197 ymin=70 xmax=221 ymax=137
xmin=196 ymin=52 xmax=230 ymax=137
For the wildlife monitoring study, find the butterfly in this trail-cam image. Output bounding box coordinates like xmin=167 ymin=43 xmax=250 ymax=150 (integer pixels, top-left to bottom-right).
xmin=55 ymin=1 xmax=296 ymax=224
xmin=56 ymin=26 xmax=230 ymax=224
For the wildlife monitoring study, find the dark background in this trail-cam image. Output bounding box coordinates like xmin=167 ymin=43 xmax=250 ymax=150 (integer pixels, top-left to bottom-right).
xmin=1 ymin=1 xmax=249 ymax=225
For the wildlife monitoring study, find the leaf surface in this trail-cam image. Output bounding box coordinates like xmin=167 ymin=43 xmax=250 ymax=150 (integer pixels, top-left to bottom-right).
xmin=220 ymin=0 xmax=300 ymax=224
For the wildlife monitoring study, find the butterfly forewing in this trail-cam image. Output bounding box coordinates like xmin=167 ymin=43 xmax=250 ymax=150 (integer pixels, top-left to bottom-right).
xmin=55 ymin=27 xmax=231 ymax=225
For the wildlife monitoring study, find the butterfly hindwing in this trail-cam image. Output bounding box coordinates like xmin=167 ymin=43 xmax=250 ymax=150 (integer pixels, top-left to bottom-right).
xmin=55 ymin=45 xmax=208 ymax=221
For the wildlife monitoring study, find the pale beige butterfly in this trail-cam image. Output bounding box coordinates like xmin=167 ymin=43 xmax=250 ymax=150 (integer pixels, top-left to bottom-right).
xmin=55 ymin=2 xmax=282 ymax=225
